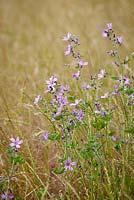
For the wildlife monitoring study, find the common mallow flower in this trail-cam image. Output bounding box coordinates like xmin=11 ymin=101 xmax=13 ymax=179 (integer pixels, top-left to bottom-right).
xmin=73 ymin=70 xmax=80 ymax=79
xmin=73 ymin=36 xmax=79 ymax=44
xmin=1 ymin=193 xmax=7 ymax=199
xmin=73 ymin=109 xmax=85 ymax=122
xmin=111 ymin=136 xmax=119 ymax=141
xmin=34 ymin=95 xmax=41 ymax=105
xmin=94 ymin=101 xmax=100 ymax=108
xmin=56 ymin=91 xmax=68 ymax=106
xmin=98 ymin=69 xmax=106 ymax=80
xmin=124 ymin=76 xmax=130 ymax=85
xmin=64 ymin=157 xmax=76 ymax=171
xmin=102 ymin=111 xmax=107 ymax=117
xmin=58 ymin=96 xmax=68 ymax=106
xmin=63 ymin=32 xmax=71 ymax=41
xmin=117 ymin=36 xmax=123 ymax=45
xmin=1 ymin=192 xmax=14 ymax=199
xmin=94 ymin=102 xmax=101 ymax=114
xmin=107 ymin=23 xmax=112 ymax=30
xmin=102 ymin=29 xmax=109 ymax=38
xmin=60 ymin=85 xmax=69 ymax=93
xmin=53 ymin=106 xmax=63 ymax=117
xmin=70 ymin=99 xmax=81 ymax=107
xmin=94 ymin=110 xmax=101 ymax=114
xmin=99 ymin=92 xmax=109 ymax=99
xmin=112 ymin=85 xmax=119 ymax=95
xmin=41 ymin=131 xmax=49 ymax=141
xmin=82 ymin=83 xmax=92 ymax=90
xmin=77 ymin=52 xmax=81 ymax=59
xmin=78 ymin=60 xmax=88 ymax=67
xmin=10 ymin=137 xmax=23 ymax=149
xmin=9 ymin=194 xmax=14 ymax=199
xmin=107 ymin=50 xmax=115 ymax=56
xmin=64 ymin=44 xmax=72 ymax=56
xmin=46 ymin=75 xmax=58 ymax=86
xmin=102 ymin=23 xmax=112 ymax=37
xmin=112 ymin=89 xmax=119 ymax=95
xmin=46 ymin=75 xmax=58 ymax=93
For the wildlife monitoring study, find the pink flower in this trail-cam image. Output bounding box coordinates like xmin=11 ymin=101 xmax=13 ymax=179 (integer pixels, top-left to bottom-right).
xmin=10 ymin=137 xmax=23 ymax=149
xmin=41 ymin=131 xmax=49 ymax=141
xmin=64 ymin=44 xmax=72 ymax=56
xmin=102 ymin=29 xmax=109 ymax=37
xmin=34 ymin=95 xmax=41 ymax=105
xmin=99 ymin=92 xmax=109 ymax=99
xmin=64 ymin=157 xmax=76 ymax=171
xmin=124 ymin=76 xmax=130 ymax=85
xmin=53 ymin=106 xmax=63 ymax=117
xmin=73 ymin=70 xmax=80 ymax=79
xmin=82 ymin=83 xmax=92 ymax=90
xmin=117 ymin=36 xmax=123 ymax=44
xmin=46 ymin=75 xmax=58 ymax=93
xmin=63 ymin=32 xmax=71 ymax=41
xmin=70 ymin=99 xmax=81 ymax=107
xmin=78 ymin=60 xmax=88 ymax=67
xmin=107 ymin=23 xmax=112 ymax=30
xmin=98 ymin=69 xmax=106 ymax=80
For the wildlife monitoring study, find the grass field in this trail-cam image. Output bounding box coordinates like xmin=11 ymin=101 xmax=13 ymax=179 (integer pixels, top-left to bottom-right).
xmin=0 ymin=0 xmax=134 ymax=199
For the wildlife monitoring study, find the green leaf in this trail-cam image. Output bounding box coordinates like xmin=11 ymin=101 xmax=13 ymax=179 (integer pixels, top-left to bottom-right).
xmin=125 ymin=127 xmax=134 ymax=134
xmin=54 ymin=115 xmax=63 ymax=120
xmin=6 ymin=147 xmax=15 ymax=154
xmin=15 ymin=197 xmax=23 ymax=200
xmin=82 ymin=101 xmax=91 ymax=109
xmin=10 ymin=154 xmax=24 ymax=165
xmin=100 ymin=113 xmax=112 ymax=121
xmin=68 ymin=95 xmax=76 ymax=101
xmin=49 ymin=132 xmax=61 ymax=141
xmin=80 ymin=146 xmax=95 ymax=159
xmin=108 ymin=131 xmax=115 ymax=136
xmin=91 ymin=120 xmax=107 ymax=130
xmin=114 ymin=143 xmax=120 ymax=151
xmin=125 ymin=89 xmax=134 ymax=95
xmin=70 ymin=141 xmax=78 ymax=149
xmin=75 ymin=121 xmax=87 ymax=128
xmin=58 ymin=157 xmax=66 ymax=163
xmin=36 ymin=187 xmax=47 ymax=199
xmin=111 ymin=76 xmax=119 ymax=80
xmin=53 ymin=167 xmax=65 ymax=174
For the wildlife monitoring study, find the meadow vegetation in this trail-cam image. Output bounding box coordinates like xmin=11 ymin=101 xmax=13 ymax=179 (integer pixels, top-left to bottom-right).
xmin=0 ymin=0 xmax=134 ymax=199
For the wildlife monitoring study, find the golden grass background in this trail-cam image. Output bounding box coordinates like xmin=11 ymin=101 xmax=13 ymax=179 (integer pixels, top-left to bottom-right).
xmin=0 ymin=0 xmax=134 ymax=108
xmin=0 ymin=0 xmax=134 ymax=146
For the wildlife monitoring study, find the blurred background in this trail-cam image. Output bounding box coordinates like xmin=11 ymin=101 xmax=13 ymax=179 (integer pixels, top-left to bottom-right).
xmin=0 ymin=0 xmax=134 ymax=126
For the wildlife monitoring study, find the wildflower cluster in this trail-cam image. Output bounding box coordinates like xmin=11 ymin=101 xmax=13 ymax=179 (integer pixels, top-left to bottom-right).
xmin=0 ymin=137 xmax=23 ymax=199
xmin=63 ymin=32 xmax=88 ymax=80
xmin=102 ymin=23 xmax=123 ymax=45
xmin=102 ymin=23 xmax=134 ymax=106
xmin=33 ymin=24 xmax=134 ymax=182
xmin=29 ymin=23 xmax=134 ymax=199
xmin=0 ymin=21 xmax=132 ymax=199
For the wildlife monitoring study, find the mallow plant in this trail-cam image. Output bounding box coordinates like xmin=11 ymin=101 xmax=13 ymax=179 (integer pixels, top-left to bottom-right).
xmin=0 ymin=137 xmax=24 ymax=199
xmin=1 ymin=23 xmax=134 ymax=199
xmin=32 ymin=23 xmax=134 ymax=199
